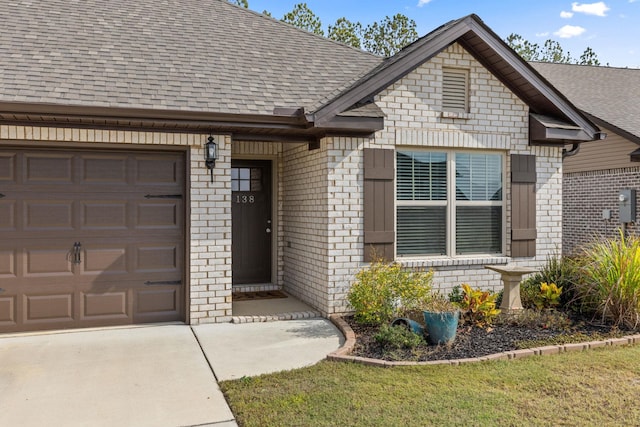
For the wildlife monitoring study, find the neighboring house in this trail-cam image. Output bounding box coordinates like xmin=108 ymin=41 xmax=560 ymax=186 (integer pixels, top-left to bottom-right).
xmin=532 ymin=63 xmax=640 ymax=255
xmin=0 ymin=0 xmax=600 ymax=333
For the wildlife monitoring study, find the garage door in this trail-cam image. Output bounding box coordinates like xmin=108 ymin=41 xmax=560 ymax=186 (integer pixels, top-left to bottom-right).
xmin=0 ymin=148 xmax=185 ymax=333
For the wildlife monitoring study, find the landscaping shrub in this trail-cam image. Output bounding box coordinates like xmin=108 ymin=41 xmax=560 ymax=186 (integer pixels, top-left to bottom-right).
xmin=533 ymin=282 xmax=562 ymax=311
xmin=458 ymin=284 xmax=500 ymax=327
xmin=347 ymin=259 xmax=433 ymax=325
xmin=373 ymin=324 xmax=424 ymax=351
xmin=574 ymin=231 xmax=640 ymax=329
xmin=448 ymin=285 xmax=464 ymax=305
xmin=520 ymin=255 xmax=580 ymax=308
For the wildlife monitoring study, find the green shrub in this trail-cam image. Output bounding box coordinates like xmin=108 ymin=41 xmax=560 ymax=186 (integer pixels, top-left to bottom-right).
xmin=347 ymin=259 xmax=433 ymax=325
xmin=521 ymin=255 xmax=580 ymax=308
xmin=373 ymin=324 xmax=424 ymax=350
xmin=575 ymin=230 xmax=640 ymax=329
xmin=533 ymin=282 xmax=563 ymax=310
xmin=448 ymin=285 xmax=464 ymax=304
xmin=458 ymin=284 xmax=500 ymax=327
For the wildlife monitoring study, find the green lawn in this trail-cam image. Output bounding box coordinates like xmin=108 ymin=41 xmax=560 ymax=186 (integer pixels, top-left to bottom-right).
xmin=220 ymin=345 xmax=640 ymax=426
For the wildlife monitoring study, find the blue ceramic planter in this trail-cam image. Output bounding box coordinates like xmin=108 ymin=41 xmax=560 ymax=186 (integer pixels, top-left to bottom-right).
xmin=423 ymin=310 xmax=459 ymax=345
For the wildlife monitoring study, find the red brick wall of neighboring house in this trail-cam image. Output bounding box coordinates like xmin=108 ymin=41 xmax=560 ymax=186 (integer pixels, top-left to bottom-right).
xmin=563 ymin=167 xmax=640 ymax=255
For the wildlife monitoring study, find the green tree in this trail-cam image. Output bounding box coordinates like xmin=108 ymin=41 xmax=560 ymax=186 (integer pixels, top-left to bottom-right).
xmin=262 ymin=10 xmax=272 ymax=17
xmin=579 ymin=47 xmax=601 ymax=66
xmin=327 ymin=17 xmax=362 ymax=49
xmin=362 ymin=14 xmax=418 ymax=57
xmin=282 ymin=3 xmax=324 ymax=36
xmin=229 ymin=0 xmax=248 ymax=7
xmin=505 ymin=33 xmax=600 ymax=65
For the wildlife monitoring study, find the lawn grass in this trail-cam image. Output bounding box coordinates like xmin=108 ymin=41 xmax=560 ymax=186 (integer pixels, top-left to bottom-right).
xmin=220 ymin=345 xmax=640 ymax=426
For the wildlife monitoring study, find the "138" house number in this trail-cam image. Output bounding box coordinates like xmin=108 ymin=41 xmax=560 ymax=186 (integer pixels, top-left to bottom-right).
xmin=234 ymin=195 xmax=255 ymax=204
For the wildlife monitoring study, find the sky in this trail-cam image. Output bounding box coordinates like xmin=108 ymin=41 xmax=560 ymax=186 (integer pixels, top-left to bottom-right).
xmin=245 ymin=1 xmax=639 ymax=68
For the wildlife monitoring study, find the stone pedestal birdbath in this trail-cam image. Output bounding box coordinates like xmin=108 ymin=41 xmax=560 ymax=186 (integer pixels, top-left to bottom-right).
xmin=485 ymin=264 xmax=538 ymax=311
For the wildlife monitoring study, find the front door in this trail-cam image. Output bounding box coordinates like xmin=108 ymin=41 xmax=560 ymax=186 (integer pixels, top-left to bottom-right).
xmin=231 ymin=160 xmax=272 ymax=284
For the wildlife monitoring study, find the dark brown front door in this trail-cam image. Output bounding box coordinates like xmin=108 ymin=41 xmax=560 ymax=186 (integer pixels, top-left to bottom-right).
xmin=231 ymin=160 xmax=272 ymax=284
xmin=0 ymin=148 xmax=185 ymax=333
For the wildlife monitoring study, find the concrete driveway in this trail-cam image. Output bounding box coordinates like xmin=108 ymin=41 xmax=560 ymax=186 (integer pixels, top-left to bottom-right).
xmin=0 ymin=319 xmax=343 ymax=427
xmin=0 ymin=325 xmax=236 ymax=427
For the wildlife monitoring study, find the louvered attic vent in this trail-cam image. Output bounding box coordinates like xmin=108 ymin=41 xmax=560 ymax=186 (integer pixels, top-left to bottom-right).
xmin=442 ymin=68 xmax=468 ymax=113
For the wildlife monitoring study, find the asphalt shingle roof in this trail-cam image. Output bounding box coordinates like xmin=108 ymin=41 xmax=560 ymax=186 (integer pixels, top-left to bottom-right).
xmin=0 ymin=0 xmax=381 ymax=115
xmin=531 ymin=62 xmax=640 ymax=141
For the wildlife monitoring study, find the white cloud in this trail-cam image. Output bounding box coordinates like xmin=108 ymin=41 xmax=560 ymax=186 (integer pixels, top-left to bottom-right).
xmin=554 ymin=25 xmax=587 ymax=38
xmin=571 ymin=2 xmax=610 ymax=17
xmin=560 ymin=11 xmax=574 ymax=18
xmin=417 ymin=0 xmax=432 ymax=6
xmin=535 ymin=32 xmax=550 ymax=37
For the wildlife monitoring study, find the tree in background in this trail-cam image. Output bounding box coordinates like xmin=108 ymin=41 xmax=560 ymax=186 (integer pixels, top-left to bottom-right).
xmin=505 ymin=33 xmax=601 ymax=66
xmin=327 ymin=17 xmax=362 ymax=49
xmin=281 ymin=3 xmax=324 ymax=36
xmin=362 ymin=14 xmax=418 ymax=57
xmin=229 ymin=1 xmax=417 ymax=56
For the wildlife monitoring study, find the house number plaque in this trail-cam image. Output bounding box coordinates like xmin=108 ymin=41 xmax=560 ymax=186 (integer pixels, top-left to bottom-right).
xmin=234 ymin=194 xmax=255 ymax=204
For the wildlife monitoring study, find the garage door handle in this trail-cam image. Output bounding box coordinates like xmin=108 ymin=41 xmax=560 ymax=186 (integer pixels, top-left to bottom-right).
xmin=71 ymin=242 xmax=82 ymax=264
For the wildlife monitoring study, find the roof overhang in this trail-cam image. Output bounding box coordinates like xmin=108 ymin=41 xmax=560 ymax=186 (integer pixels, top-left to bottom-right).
xmin=0 ymin=101 xmax=382 ymax=144
xmin=529 ymin=113 xmax=604 ymax=145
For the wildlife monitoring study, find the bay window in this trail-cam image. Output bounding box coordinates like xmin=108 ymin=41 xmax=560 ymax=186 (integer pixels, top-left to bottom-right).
xmin=396 ymin=150 xmax=504 ymax=257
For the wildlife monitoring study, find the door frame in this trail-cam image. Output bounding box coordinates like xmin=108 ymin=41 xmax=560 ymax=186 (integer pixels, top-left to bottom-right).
xmin=230 ymin=155 xmax=278 ymax=285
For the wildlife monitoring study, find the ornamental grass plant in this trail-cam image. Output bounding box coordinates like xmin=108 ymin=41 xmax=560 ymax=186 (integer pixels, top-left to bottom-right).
xmin=576 ymin=230 xmax=640 ymax=329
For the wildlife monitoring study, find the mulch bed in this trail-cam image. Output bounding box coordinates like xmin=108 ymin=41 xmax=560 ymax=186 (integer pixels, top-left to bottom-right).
xmin=345 ymin=313 xmax=628 ymax=362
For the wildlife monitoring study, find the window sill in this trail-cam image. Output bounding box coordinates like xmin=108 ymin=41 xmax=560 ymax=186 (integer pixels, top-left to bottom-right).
xmin=440 ymin=111 xmax=471 ymax=120
xmin=397 ymin=256 xmax=510 ymax=269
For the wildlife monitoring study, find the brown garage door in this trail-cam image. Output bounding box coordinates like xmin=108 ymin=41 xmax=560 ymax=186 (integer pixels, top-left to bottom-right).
xmin=0 ymin=148 xmax=185 ymax=333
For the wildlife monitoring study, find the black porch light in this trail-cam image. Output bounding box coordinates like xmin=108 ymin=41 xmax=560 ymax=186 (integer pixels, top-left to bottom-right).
xmin=204 ymin=135 xmax=218 ymax=182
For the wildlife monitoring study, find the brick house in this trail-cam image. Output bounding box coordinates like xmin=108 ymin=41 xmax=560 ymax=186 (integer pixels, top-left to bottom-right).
xmin=0 ymin=1 xmax=600 ymax=333
xmin=532 ymin=63 xmax=640 ymax=255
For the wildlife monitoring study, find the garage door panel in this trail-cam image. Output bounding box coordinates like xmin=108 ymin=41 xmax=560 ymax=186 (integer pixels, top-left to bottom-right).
xmin=81 ymin=201 xmax=128 ymax=230
xmin=0 ymin=153 xmax=16 ymax=181
xmin=25 ymin=201 xmax=74 ymax=230
xmin=24 ymin=154 xmax=74 ymax=183
xmin=24 ymin=293 xmax=73 ymax=322
xmin=0 ymin=250 xmax=17 ymax=278
xmin=25 ymin=248 xmax=73 ymax=276
xmin=80 ymin=156 xmax=128 ymax=184
xmin=82 ymin=247 xmax=127 ymax=275
xmin=82 ymin=291 xmax=129 ymax=319
xmin=136 ymin=245 xmax=180 ymax=273
xmin=136 ymin=288 xmax=178 ymax=314
xmin=0 ymin=201 xmax=17 ymax=230
xmin=0 ymin=296 xmax=16 ymax=325
xmin=136 ymin=202 xmax=180 ymax=229
xmin=136 ymin=157 xmax=179 ymax=185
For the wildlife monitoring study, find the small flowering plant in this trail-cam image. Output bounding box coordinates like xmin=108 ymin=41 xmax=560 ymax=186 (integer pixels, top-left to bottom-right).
xmin=533 ymin=282 xmax=563 ymax=310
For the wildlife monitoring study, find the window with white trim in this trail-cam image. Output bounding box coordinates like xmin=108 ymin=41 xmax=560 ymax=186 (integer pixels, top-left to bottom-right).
xmin=442 ymin=68 xmax=469 ymax=113
xmin=396 ymin=150 xmax=504 ymax=257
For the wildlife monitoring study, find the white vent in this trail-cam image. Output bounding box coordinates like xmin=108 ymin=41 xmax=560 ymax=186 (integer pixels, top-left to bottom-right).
xmin=442 ymin=68 xmax=468 ymax=112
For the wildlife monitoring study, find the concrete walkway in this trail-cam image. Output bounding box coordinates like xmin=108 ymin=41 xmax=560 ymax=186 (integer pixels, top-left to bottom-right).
xmin=0 ymin=319 xmax=343 ymax=427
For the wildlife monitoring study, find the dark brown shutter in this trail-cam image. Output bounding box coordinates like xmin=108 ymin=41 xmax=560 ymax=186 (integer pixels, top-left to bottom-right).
xmin=511 ymin=154 xmax=537 ymax=257
xmin=363 ymin=148 xmax=395 ymax=262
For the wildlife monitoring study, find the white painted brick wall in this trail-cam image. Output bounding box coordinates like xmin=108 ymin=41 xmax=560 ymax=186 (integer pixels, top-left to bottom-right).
xmin=324 ymin=43 xmax=563 ymax=308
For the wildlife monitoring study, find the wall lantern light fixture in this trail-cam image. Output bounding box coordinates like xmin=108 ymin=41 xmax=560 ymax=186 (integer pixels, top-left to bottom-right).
xmin=204 ymin=135 xmax=218 ymax=182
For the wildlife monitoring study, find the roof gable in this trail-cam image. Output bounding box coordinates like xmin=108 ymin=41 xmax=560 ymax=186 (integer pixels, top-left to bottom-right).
xmin=311 ymin=14 xmax=599 ymax=141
